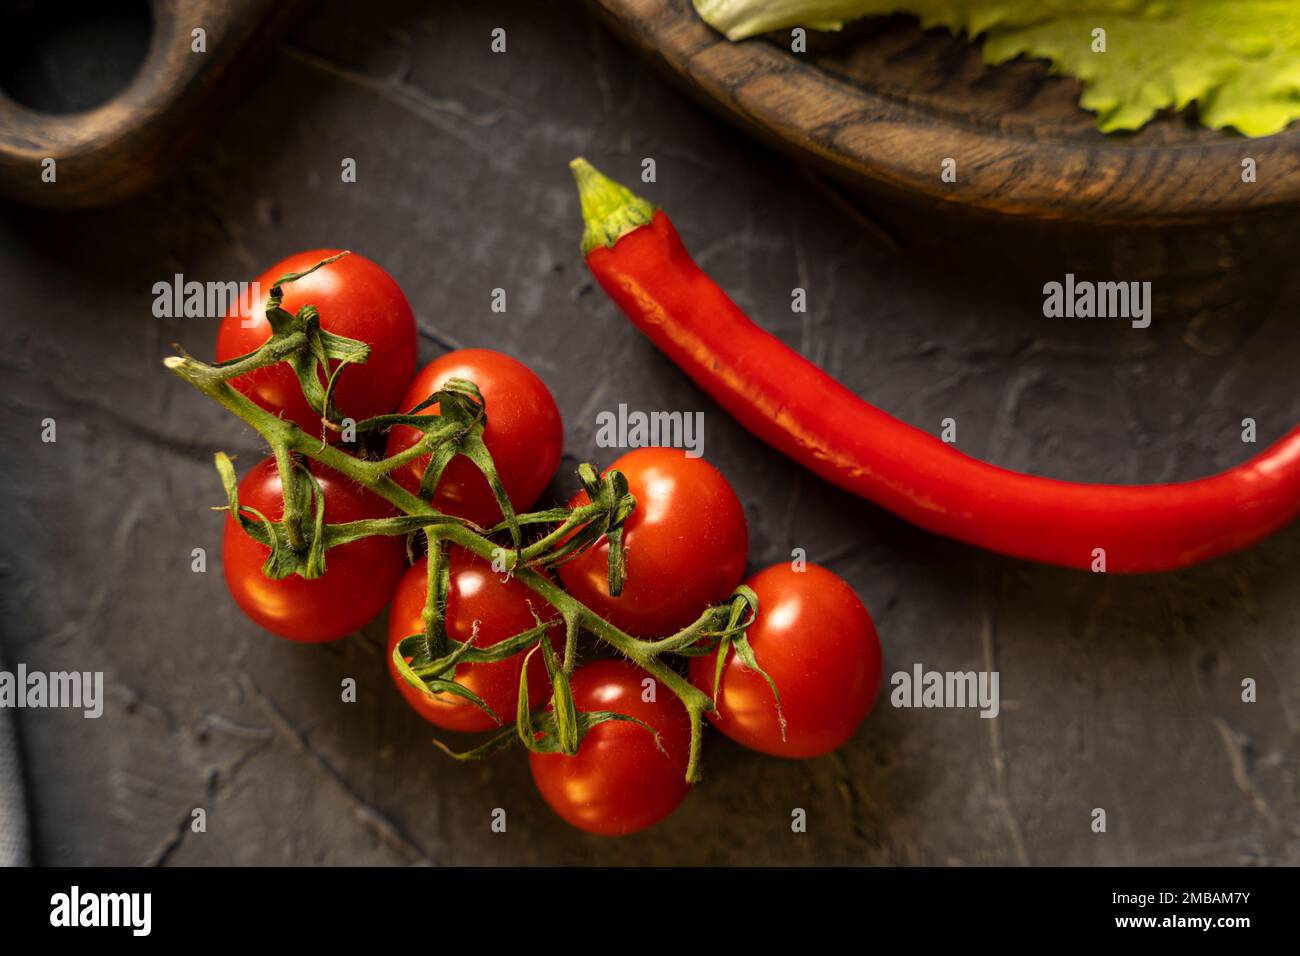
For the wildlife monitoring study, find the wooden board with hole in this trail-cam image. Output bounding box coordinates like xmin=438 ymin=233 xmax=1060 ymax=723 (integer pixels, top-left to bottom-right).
xmin=0 ymin=0 xmax=298 ymax=209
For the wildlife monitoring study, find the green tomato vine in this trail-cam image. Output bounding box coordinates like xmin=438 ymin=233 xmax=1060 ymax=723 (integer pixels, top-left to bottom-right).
xmin=164 ymin=253 xmax=779 ymax=782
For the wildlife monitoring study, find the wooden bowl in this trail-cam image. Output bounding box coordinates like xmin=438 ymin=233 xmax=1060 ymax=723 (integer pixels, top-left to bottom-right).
xmin=588 ymin=0 xmax=1300 ymax=225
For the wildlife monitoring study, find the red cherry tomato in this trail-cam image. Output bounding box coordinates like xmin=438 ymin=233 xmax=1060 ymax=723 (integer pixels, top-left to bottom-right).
xmin=386 ymin=548 xmax=560 ymax=733
xmin=529 ymin=660 xmax=690 ymax=836
xmin=557 ymin=448 xmax=748 ymax=637
xmin=690 ymin=563 xmax=882 ymax=758
xmin=384 ymin=349 xmax=563 ymax=527
xmin=215 ymin=249 xmax=417 ymax=437
xmin=222 ymin=457 xmax=405 ymax=642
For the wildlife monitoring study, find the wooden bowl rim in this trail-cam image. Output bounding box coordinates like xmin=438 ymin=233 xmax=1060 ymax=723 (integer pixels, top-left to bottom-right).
xmin=594 ymin=0 xmax=1300 ymax=225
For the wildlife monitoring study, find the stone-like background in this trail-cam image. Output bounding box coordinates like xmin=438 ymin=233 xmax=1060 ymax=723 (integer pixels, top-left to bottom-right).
xmin=0 ymin=0 xmax=1296 ymax=865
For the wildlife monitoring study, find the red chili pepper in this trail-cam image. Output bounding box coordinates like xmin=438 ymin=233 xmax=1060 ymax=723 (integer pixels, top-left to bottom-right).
xmin=570 ymin=158 xmax=1300 ymax=573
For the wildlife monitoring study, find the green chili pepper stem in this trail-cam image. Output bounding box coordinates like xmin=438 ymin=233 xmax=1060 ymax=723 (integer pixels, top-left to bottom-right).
xmin=570 ymin=157 xmax=657 ymax=256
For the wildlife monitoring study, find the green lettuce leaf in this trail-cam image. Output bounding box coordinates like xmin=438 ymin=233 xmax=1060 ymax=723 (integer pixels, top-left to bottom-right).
xmin=692 ymin=0 xmax=1300 ymax=136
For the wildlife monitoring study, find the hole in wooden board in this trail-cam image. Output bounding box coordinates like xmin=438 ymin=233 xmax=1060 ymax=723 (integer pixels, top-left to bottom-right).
xmin=0 ymin=0 xmax=154 ymax=115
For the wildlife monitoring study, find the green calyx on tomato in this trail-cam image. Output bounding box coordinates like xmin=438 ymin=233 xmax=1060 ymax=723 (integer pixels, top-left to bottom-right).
xmin=215 ymin=252 xmax=371 ymax=435
xmin=557 ymin=448 xmax=750 ymax=638
xmin=382 ymin=350 xmax=564 ymax=537
xmin=387 ymin=545 xmax=563 ymax=733
xmin=691 ymin=563 xmax=883 ymax=759
xmin=215 ymin=249 xmax=417 ymax=442
xmin=529 ymin=659 xmax=690 ymax=836
xmin=220 ymin=455 xmax=407 ymax=643
xmin=355 ymin=375 xmax=525 ymax=548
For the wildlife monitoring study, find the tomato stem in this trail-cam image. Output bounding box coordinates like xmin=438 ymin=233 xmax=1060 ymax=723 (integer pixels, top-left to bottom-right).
xmin=208 ymin=331 xmax=309 ymax=381
xmin=422 ymin=534 xmax=450 ymax=658
xmin=272 ymin=443 xmax=306 ymax=552
xmin=165 ymin=349 xmax=719 ymax=782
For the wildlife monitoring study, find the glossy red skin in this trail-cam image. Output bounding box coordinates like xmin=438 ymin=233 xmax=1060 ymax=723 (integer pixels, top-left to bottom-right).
xmin=587 ymin=210 xmax=1300 ymax=572
xmin=386 ymin=549 xmax=560 ymax=733
xmin=690 ymin=563 xmax=882 ymax=759
xmin=529 ymin=660 xmax=690 ymax=836
xmin=557 ymin=448 xmax=748 ymax=638
xmin=222 ymin=457 xmax=405 ymax=643
xmin=215 ymin=249 xmax=417 ymax=438
xmin=383 ymin=349 xmax=563 ymax=527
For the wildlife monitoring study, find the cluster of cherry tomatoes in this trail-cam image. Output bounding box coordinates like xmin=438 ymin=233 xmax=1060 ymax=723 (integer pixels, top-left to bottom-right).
xmin=211 ymin=250 xmax=884 ymax=836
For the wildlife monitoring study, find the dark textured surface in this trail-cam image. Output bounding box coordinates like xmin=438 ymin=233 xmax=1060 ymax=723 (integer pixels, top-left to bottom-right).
xmin=0 ymin=0 xmax=1296 ymax=866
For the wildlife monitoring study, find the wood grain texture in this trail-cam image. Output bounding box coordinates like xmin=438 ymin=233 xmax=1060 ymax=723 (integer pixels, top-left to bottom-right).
xmin=589 ymin=0 xmax=1300 ymax=225
xmin=0 ymin=0 xmax=293 ymax=209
